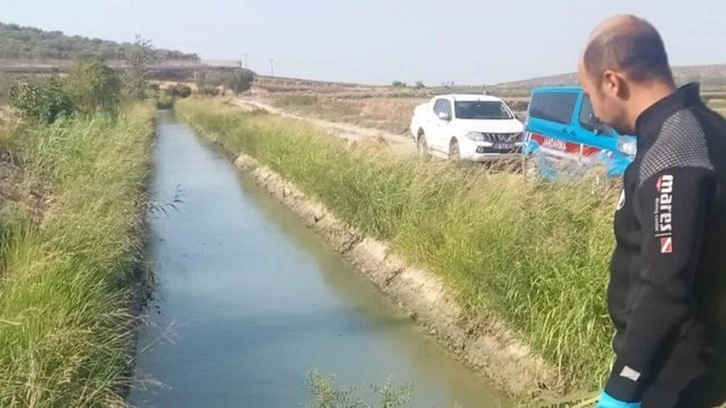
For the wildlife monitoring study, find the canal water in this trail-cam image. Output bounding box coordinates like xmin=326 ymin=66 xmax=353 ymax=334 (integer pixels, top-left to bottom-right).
xmin=128 ymin=111 xmax=504 ymax=407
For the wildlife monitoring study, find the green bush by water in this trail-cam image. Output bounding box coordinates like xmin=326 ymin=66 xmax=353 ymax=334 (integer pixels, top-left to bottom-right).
xmin=0 ymin=104 xmax=154 ymax=406
xmin=177 ymin=98 xmax=621 ymax=396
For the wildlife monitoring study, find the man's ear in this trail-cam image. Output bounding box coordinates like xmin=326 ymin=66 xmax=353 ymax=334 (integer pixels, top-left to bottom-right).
xmin=603 ymin=70 xmax=630 ymax=100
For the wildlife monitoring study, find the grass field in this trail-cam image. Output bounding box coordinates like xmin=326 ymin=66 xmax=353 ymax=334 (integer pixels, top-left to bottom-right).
xmin=0 ymin=104 xmax=154 ymax=407
xmin=265 ymin=93 xmax=425 ymax=133
xmin=261 ymin=92 xmax=530 ymax=134
xmin=708 ymin=98 xmax=726 ymax=116
xmin=177 ymin=98 xmax=620 ymax=398
xmin=258 ymin=87 xmax=726 ymax=137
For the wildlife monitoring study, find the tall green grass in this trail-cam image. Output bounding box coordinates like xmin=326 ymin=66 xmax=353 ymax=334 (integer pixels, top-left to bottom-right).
xmin=0 ymin=105 xmax=154 ymax=407
xmin=176 ymin=99 xmax=619 ymax=395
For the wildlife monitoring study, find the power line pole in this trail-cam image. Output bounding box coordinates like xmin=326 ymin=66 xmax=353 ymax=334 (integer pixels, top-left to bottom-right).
xmin=269 ymin=58 xmax=274 ymax=76
xmin=244 ymin=53 xmax=248 ymax=69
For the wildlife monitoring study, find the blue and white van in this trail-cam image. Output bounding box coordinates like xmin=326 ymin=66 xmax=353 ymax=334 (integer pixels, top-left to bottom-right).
xmin=521 ymin=86 xmax=637 ymax=179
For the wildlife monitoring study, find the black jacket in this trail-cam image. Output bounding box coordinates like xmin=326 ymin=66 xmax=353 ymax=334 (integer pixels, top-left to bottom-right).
xmin=604 ymin=82 xmax=726 ymax=402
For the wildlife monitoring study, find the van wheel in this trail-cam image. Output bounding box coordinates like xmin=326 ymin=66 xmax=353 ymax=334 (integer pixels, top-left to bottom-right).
xmin=449 ymin=139 xmax=461 ymax=161
xmin=522 ymin=155 xmax=542 ymax=180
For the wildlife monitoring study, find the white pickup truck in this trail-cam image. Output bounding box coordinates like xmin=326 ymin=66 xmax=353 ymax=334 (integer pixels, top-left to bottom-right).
xmin=409 ymin=94 xmax=525 ymax=161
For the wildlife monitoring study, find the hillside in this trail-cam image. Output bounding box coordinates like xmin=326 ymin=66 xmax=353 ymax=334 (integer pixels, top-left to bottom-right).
xmin=493 ymin=64 xmax=726 ymax=90
xmin=0 ymin=22 xmax=198 ymax=61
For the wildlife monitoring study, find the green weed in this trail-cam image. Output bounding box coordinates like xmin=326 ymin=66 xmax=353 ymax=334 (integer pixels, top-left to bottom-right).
xmin=0 ymin=104 xmax=154 ymax=406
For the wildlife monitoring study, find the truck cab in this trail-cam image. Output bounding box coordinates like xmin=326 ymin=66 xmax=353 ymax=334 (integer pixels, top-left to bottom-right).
xmin=410 ymin=94 xmax=525 ymax=162
xmin=522 ymin=86 xmax=637 ymax=179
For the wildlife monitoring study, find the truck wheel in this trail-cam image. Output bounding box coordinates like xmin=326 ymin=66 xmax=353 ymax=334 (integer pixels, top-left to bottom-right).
xmin=449 ymin=139 xmax=461 ymax=161
xmin=417 ymin=133 xmax=431 ymax=159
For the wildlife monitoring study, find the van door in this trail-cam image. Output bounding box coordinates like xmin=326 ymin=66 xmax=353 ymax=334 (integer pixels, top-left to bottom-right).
xmin=574 ymin=94 xmax=619 ymax=168
xmin=526 ymin=90 xmax=581 ymax=171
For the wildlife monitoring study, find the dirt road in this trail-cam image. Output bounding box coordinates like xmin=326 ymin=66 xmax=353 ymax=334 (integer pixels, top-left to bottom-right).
xmin=230 ymin=98 xmax=418 ymax=156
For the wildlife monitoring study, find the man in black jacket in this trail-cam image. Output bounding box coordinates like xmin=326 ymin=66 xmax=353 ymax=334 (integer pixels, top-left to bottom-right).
xmin=578 ymin=15 xmax=726 ymax=408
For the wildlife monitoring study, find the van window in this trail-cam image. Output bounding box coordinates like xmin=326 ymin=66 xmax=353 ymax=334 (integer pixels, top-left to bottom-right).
xmin=529 ymin=92 xmax=578 ymax=125
xmin=579 ymin=95 xmax=614 ymax=136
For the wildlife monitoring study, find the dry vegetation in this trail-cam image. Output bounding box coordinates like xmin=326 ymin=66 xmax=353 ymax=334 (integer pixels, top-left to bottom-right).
xmin=708 ymin=97 xmax=726 ymax=116
xmin=266 ymin=93 xmax=426 ymax=133
xmin=255 ymin=88 xmax=530 ymax=134
xmin=251 ymin=83 xmax=726 ymax=138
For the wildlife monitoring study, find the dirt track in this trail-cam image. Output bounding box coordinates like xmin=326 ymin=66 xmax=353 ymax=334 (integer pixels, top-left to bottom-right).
xmin=230 ymin=98 xmax=418 ymax=156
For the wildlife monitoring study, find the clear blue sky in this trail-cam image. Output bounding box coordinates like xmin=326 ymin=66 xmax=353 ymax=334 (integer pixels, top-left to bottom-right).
xmin=4 ymin=0 xmax=725 ymax=85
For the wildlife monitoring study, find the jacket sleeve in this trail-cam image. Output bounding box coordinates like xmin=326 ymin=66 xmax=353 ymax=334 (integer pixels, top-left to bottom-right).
xmin=604 ymin=166 xmax=715 ymax=402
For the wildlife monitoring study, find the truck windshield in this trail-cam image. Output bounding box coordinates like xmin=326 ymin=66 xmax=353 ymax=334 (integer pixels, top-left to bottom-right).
xmin=454 ymin=101 xmax=513 ymax=120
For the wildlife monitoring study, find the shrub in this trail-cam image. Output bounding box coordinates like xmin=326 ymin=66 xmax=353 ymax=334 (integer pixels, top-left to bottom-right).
xmin=8 ymin=78 xmax=75 ymax=124
xmin=195 ymin=68 xmax=255 ymax=96
xmin=172 ymin=83 xmax=192 ymax=98
xmin=64 ymin=56 xmax=122 ymax=117
xmin=223 ymin=68 xmax=255 ymax=95
xmin=156 ymin=94 xmax=174 ymax=110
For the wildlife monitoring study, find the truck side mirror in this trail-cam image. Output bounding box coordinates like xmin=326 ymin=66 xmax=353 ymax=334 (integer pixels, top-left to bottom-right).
xmin=437 ymin=111 xmax=451 ymax=121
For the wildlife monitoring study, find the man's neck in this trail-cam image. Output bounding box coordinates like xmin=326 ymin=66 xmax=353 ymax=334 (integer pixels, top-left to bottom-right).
xmin=628 ymin=80 xmax=677 ymax=133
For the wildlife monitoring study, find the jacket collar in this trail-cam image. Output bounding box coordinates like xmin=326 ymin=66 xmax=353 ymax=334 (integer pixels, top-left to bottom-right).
xmin=634 ymin=82 xmax=704 ymax=149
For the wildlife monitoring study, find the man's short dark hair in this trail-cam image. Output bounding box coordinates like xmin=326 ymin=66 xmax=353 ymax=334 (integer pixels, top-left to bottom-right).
xmin=583 ymin=16 xmax=674 ymax=84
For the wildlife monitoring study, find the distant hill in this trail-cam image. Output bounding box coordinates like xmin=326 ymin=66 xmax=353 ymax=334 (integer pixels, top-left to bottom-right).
xmin=0 ymin=22 xmax=198 ymax=61
xmin=492 ymin=64 xmax=726 ymax=90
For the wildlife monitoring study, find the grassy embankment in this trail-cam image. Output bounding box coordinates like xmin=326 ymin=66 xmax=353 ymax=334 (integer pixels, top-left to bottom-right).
xmin=177 ymin=98 xmax=618 ymax=398
xmin=0 ymin=105 xmax=154 ymax=407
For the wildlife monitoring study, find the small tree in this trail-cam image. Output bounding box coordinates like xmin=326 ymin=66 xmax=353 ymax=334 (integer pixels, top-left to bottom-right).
xmin=195 ymin=70 xmax=220 ymax=96
xmin=223 ymin=68 xmax=255 ymax=95
xmin=391 ymin=80 xmax=407 ymax=88
xmin=414 ymin=80 xmax=425 ymax=89
xmin=9 ymin=78 xmax=75 ymax=124
xmin=124 ymin=35 xmax=157 ymax=101
xmin=65 ymin=56 xmax=122 ymax=116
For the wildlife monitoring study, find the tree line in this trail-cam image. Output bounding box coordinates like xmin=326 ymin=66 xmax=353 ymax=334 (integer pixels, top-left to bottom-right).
xmin=5 ymin=37 xmax=256 ymax=123
xmin=0 ymin=22 xmax=198 ymax=60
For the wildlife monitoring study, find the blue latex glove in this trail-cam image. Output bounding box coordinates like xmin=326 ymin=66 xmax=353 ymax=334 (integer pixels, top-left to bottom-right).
xmin=595 ymin=390 xmax=642 ymax=408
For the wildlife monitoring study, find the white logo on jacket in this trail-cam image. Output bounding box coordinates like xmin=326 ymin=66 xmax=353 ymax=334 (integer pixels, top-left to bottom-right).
xmin=616 ymin=188 xmax=626 ymax=211
xmin=654 ymin=174 xmax=674 ymax=254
